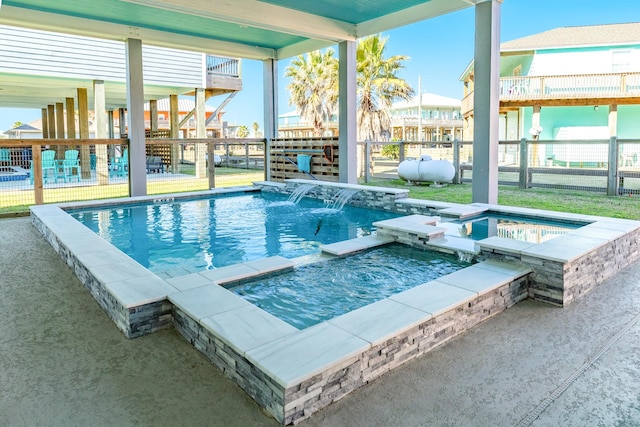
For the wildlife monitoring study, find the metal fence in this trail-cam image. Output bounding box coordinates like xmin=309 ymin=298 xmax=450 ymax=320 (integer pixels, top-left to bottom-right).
xmin=3 ymin=136 xmax=639 ymax=213
xmin=0 ymin=138 xmax=265 ymax=213
xmin=359 ymin=138 xmax=640 ymax=195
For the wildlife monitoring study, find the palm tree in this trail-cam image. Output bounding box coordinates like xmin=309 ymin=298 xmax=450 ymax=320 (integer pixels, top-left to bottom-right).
xmin=236 ymin=125 xmax=249 ymax=138
xmin=285 ymin=49 xmax=338 ymax=136
xmin=356 ymin=34 xmax=413 ymax=141
xmin=285 ymin=34 xmax=412 ymax=141
xmin=252 ymin=121 xmax=260 ymax=137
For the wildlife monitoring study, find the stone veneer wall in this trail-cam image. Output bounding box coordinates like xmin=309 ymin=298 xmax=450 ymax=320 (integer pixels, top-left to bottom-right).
xmin=172 ymin=276 xmax=528 ymax=425
xmin=256 ymin=181 xmax=410 ymax=211
xmin=480 ymin=227 xmax=640 ymax=306
xmin=30 ymin=215 xmax=173 ymax=338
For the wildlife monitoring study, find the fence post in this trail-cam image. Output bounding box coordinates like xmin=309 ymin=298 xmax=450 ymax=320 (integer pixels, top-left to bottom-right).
xmin=365 ymin=141 xmax=371 ymax=183
xmin=607 ymin=136 xmax=619 ymax=196
xmin=398 ymin=141 xmax=405 ymax=163
xmin=519 ymin=138 xmax=529 ymax=189
xmin=245 ymin=142 xmax=250 ymax=169
xmin=452 ymin=139 xmax=461 ymax=184
xmin=32 ymin=145 xmax=43 ymax=205
xmin=207 ymin=141 xmax=216 ymax=189
xmin=264 ymin=139 xmax=270 ymax=181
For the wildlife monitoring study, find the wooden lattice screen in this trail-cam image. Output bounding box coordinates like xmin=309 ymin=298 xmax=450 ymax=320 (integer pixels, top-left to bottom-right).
xmin=269 ymin=137 xmax=339 ymax=182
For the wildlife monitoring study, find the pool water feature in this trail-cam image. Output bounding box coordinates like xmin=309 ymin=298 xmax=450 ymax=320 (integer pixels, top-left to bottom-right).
xmin=69 ymin=191 xmax=400 ymax=277
xmin=228 ymin=244 xmax=470 ymax=329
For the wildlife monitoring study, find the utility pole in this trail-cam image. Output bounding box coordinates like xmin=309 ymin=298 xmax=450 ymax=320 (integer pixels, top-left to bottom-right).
xmin=418 ymin=75 xmax=423 ymax=142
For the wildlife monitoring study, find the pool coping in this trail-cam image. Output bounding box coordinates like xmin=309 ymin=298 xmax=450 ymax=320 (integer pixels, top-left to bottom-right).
xmin=30 ymin=184 xmax=640 ymax=424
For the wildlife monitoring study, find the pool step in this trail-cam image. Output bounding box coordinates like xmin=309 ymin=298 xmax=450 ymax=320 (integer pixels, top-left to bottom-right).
xmin=320 ymin=235 xmax=395 ymax=256
xmin=165 ymin=256 xmax=295 ymax=291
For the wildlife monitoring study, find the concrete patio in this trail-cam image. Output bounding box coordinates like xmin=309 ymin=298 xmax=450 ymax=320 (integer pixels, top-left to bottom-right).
xmin=1 ymin=216 xmax=639 ymax=426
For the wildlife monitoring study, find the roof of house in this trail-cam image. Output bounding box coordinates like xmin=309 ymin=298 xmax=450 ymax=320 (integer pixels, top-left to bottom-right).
xmin=501 ymin=22 xmax=640 ymax=52
xmin=3 ymin=123 xmax=41 ymax=135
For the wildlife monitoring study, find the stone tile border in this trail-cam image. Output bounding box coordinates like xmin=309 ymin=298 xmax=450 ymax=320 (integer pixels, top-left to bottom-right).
xmin=172 ymin=259 xmax=530 ymax=425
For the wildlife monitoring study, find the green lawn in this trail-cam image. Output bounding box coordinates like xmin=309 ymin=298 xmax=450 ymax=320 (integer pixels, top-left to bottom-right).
xmin=365 ymin=179 xmax=639 ymax=220
xmin=2 ymin=172 xmax=637 ymax=220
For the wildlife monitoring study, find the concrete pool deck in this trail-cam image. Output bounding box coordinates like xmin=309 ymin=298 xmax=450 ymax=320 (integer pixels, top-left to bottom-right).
xmin=2 ymin=215 xmax=640 ymax=426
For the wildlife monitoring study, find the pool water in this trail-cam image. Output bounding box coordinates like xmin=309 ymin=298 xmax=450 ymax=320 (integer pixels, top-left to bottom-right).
xmin=228 ymin=244 xmax=470 ymax=329
xmin=438 ymin=214 xmax=585 ymax=243
xmin=69 ymin=192 xmax=401 ymax=276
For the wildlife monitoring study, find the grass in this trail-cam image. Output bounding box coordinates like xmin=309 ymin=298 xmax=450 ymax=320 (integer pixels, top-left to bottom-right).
xmin=365 ymin=179 xmax=639 ymax=220
xmin=1 ymin=170 xmax=637 ymax=220
xmin=0 ymin=167 xmax=263 ymax=217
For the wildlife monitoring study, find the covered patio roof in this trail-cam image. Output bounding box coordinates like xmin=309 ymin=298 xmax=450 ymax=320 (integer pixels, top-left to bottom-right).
xmin=0 ymin=0 xmax=479 ymax=60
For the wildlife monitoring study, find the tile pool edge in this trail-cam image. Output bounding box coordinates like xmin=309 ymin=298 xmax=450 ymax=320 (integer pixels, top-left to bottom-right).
xmin=171 ymin=262 xmax=530 ymax=425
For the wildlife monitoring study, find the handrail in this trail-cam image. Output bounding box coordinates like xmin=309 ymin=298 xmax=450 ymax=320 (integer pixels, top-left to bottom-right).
xmin=206 ymin=55 xmax=240 ymax=77
xmin=500 ymin=71 xmax=640 ymax=101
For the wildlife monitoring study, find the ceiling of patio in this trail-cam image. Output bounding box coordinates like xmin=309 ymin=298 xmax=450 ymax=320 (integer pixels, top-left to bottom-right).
xmin=0 ymin=0 xmax=480 ymax=110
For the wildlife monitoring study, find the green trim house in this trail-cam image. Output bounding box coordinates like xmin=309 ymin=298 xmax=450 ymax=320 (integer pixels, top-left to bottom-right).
xmin=461 ymin=22 xmax=640 ymax=146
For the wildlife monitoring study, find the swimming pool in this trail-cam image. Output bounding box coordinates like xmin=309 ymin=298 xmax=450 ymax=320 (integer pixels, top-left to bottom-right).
xmin=228 ymin=244 xmax=470 ymax=329
xmin=31 ymin=181 xmax=640 ymax=425
xmin=69 ymin=192 xmax=400 ymax=277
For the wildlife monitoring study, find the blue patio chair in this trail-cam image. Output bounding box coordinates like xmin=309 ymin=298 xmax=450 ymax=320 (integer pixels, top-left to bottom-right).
xmin=110 ymin=148 xmax=128 ymax=178
xmin=59 ymin=149 xmax=81 ymax=182
xmin=30 ymin=150 xmax=58 ymax=184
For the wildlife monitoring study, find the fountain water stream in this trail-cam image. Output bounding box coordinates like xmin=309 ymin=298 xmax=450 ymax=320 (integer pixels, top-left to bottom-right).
xmin=288 ymin=184 xmax=316 ymax=204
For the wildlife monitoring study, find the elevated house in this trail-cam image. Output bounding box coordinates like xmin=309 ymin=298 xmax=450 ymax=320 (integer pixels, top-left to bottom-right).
xmin=389 ymin=93 xmax=463 ymax=142
xmin=460 ymin=22 xmax=640 ymax=164
xmin=0 ymin=24 xmax=242 ymax=137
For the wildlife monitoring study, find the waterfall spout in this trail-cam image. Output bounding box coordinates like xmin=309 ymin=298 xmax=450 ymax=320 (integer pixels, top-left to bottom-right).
xmin=331 ymin=189 xmax=360 ymax=211
xmin=288 ymin=184 xmax=316 ymax=204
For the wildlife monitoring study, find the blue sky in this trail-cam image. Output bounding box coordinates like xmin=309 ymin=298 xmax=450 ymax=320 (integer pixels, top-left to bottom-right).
xmin=1 ymin=0 xmax=637 ymax=132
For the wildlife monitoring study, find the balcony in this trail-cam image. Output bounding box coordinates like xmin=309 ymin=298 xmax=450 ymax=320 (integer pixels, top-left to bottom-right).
xmin=390 ymin=116 xmax=463 ymax=128
xmin=205 ymin=55 xmax=242 ymax=95
xmin=462 ymin=71 xmax=640 ymax=116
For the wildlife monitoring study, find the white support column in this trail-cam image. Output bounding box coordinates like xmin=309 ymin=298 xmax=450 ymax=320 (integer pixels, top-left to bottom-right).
xmin=93 ymin=80 xmax=109 ymax=185
xmin=531 ymin=105 xmax=541 ymax=166
xmin=472 ymin=0 xmax=502 ymax=204
xmin=125 ymin=38 xmax=147 ymax=196
xmin=608 ymin=104 xmax=618 ymax=137
xmin=263 ymin=59 xmax=278 ymax=181
xmin=339 ymin=40 xmax=357 ymax=184
xmin=194 ymin=88 xmax=207 ymax=178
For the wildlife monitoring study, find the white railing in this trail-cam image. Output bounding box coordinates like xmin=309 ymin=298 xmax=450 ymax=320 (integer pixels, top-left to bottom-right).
xmin=206 ymin=55 xmax=240 ymax=77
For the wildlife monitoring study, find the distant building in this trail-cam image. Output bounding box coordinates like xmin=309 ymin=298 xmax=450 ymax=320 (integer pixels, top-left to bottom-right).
xmin=0 ymin=24 xmax=242 ymax=139
xmin=278 ymin=92 xmax=463 ymax=142
xmin=389 ymin=93 xmax=463 ymax=142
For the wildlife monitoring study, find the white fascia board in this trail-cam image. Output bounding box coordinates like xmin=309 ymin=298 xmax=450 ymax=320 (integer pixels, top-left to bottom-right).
xmin=123 ymin=0 xmax=357 ymax=43
xmin=0 ymin=6 xmax=275 ymax=60
xmin=276 ymin=39 xmax=338 ymax=61
xmin=356 ymin=0 xmax=473 ymax=37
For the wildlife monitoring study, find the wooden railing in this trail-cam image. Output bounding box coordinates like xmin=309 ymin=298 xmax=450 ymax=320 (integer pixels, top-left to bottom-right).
xmin=501 ymin=72 xmax=640 ymax=101
xmin=461 ymin=71 xmax=640 ymax=115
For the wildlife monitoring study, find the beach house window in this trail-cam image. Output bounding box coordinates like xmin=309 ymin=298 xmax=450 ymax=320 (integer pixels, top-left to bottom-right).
xmin=612 ymin=50 xmax=631 ymax=73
